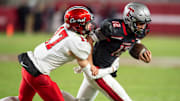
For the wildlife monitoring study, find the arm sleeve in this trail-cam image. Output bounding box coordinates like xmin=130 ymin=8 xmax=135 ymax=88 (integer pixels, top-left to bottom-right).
xmin=68 ymin=37 xmax=91 ymax=60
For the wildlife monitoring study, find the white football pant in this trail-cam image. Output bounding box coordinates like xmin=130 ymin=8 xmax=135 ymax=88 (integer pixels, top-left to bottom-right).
xmin=77 ymin=73 xmax=132 ymax=101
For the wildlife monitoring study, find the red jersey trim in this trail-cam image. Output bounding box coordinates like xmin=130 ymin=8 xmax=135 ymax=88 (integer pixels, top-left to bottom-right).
xmin=111 ymin=36 xmax=123 ymax=40
xmin=95 ymin=77 xmax=124 ymax=101
xmin=122 ymin=22 xmax=128 ymax=36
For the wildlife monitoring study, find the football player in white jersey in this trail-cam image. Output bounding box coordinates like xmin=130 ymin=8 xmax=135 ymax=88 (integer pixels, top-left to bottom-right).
xmin=0 ymin=6 xmax=118 ymax=101
xmin=0 ymin=6 xmax=99 ymax=101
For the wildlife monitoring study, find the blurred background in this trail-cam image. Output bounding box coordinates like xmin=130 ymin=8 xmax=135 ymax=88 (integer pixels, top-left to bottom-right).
xmin=0 ymin=0 xmax=180 ymax=101
xmin=0 ymin=0 xmax=180 ymax=35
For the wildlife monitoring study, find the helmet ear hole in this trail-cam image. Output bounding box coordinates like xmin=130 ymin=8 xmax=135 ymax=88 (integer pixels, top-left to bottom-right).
xmin=131 ymin=16 xmax=136 ymax=22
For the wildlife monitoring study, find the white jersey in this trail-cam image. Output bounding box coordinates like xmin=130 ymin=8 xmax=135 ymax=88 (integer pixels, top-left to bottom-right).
xmin=27 ymin=24 xmax=91 ymax=75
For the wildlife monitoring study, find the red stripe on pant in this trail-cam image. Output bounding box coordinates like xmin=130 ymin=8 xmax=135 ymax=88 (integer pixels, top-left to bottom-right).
xmin=95 ymin=78 xmax=124 ymax=101
xmin=18 ymin=67 xmax=64 ymax=101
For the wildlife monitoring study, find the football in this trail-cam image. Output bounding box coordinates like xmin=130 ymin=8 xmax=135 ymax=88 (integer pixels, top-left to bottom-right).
xmin=129 ymin=43 xmax=148 ymax=59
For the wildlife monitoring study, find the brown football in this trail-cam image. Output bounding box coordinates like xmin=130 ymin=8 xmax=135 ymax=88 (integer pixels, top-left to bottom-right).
xmin=129 ymin=43 xmax=147 ymax=59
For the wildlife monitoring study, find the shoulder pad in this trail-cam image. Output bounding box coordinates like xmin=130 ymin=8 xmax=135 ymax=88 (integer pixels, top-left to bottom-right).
xmin=100 ymin=19 xmax=126 ymax=40
xmin=68 ymin=36 xmax=91 ymax=60
xmin=100 ymin=19 xmax=113 ymax=37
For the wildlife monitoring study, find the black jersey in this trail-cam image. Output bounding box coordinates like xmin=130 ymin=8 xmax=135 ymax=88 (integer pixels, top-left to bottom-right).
xmin=93 ymin=19 xmax=141 ymax=69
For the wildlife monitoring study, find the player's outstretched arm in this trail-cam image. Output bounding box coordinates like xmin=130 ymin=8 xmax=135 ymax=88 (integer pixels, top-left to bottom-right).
xmin=75 ymin=54 xmax=118 ymax=80
xmin=91 ymin=57 xmax=119 ymax=79
xmin=86 ymin=34 xmax=99 ymax=76
xmin=70 ymin=51 xmax=97 ymax=79
xmin=74 ymin=57 xmax=120 ymax=79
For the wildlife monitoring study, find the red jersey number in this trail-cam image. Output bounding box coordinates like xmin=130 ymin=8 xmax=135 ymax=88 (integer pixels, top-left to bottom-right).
xmin=111 ymin=44 xmax=131 ymax=56
xmin=45 ymin=27 xmax=68 ymax=50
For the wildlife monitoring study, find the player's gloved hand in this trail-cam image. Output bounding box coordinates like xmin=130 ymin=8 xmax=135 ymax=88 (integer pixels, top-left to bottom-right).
xmin=139 ymin=50 xmax=151 ymax=63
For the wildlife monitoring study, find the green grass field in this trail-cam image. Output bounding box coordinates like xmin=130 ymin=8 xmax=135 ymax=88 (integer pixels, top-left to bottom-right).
xmin=0 ymin=33 xmax=180 ymax=101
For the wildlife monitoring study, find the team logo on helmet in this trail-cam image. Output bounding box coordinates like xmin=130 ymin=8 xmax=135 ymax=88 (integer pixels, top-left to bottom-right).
xmin=70 ymin=17 xmax=86 ymax=23
xmin=126 ymin=7 xmax=134 ymax=17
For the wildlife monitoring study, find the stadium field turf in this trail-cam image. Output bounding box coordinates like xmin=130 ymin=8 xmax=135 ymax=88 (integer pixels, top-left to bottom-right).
xmin=0 ymin=33 xmax=180 ymax=101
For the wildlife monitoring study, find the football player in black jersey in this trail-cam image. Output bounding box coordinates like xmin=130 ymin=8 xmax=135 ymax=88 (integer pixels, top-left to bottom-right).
xmin=64 ymin=2 xmax=152 ymax=101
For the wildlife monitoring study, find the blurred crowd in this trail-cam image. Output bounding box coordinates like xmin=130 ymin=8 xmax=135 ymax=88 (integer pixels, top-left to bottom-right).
xmin=13 ymin=0 xmax=120 ymax=33
xmin=1 ymin=0 xmax=180 ymax=34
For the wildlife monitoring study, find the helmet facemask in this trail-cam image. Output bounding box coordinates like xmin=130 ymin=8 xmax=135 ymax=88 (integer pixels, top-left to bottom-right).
xmin=84 ymin=21 xmax=96 ymax=34
xmin=71 ymin=21 xmax=96 ymax=35
xmin=133 ymin=21 xmax=150 ymax=38
xmin=71 ymin=22 xmax=86 ymax=35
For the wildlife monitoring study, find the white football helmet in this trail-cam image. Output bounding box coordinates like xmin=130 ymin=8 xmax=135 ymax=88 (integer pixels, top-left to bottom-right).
xmin=123 ymin=2 xmax=151 ymax=38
